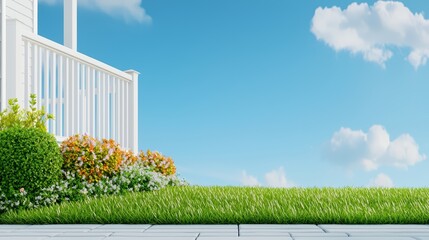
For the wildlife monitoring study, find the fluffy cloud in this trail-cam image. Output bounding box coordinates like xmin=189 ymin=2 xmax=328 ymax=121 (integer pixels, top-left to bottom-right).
xmin=368 ymin=173 xmax=394 ymax=188
xmin=324 ymin=125 xmax=426 ymax=171
xmin=240 ymin=167 xmax=296 ymax=188
xmin=39 ymin=0 xmax=151 ymax=23
xmin=240 ymin=171 xmax=261 ymax=186
xmin=311 ymin=1 xmax=429 ymax=69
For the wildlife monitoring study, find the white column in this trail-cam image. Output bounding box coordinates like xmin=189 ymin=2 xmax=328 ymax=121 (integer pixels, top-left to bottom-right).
xmin=64 ymin=0 xmax=77 ymax=50
xmin=125 ymin=70 xmax=139 ymax=154
xmin=6 ymin=19 xmax=26 ymax=108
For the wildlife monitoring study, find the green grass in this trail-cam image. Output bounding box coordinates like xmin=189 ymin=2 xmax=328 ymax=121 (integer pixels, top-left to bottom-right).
xmin=1 ymin=186 xmax=429 ymax=224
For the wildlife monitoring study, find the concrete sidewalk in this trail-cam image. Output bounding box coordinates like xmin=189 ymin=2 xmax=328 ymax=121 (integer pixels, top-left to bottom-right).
xmin=1 ymin=224 xmax=429 ymax=239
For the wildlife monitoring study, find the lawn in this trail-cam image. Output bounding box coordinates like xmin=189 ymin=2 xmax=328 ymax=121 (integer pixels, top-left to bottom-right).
xmin=1 ymin=186 xmax=429 ymax=224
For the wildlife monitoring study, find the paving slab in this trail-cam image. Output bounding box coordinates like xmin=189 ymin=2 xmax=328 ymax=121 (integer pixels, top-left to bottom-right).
xmin=150 ymin=225 xmax=237 ymax=229
xmin=1 ymin=224 xmax=429 ymax=239
xmin=0 ymin=232 xmax=57 ymax=237
xmin=144 ymin=228 xmax=237 ymax=233
xmin=15 ymin=228 xmax=93 ymax=233
xmin=319 ymin=224 xmax=429 ymax=228
xmin=0 ymin=238 xmax=47 ymax=240
xmin=239 ymin=232 xmax=292 ymax=236
xmin=240 ymin=224 xmax=320 ymax=229
xmin=349 ymin=232 xmax=429 ymax=237
xmin=290 ymin=232 xmax=349 ymax=237
xmin=27 ymin=225 xmax=102 ymax=229
xmin=293 ymin=238 xmax=416 ymax=240
xmin=197 ymin=237 xmax=293 ymax=240
xmin=48 ymin=237 xmax=106 ymax=240
xmin=0 ymin=225 xmax=31 ymax=229
xmin=106 ymin=237 xmax=196 ymax=240
xmin=111 ymin=232 xmax=199 ymax=237
xmin=93 ymin=224 xmax=151 ymax=229
xmin=198 ymin=232 xmax=238 ymax=237
xmin=52 ymin=232 xmax=113 ymax=237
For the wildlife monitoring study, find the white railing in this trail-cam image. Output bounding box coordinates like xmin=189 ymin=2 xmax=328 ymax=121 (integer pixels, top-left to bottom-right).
xmin=6 ymin=19 xmax=139 ymax=153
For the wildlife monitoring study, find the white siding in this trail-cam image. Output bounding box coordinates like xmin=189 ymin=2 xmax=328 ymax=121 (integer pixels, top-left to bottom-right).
xmin=6 ymin=0 xmax=34 ymax=32
xmin=0 ymin=0 xmax=4 ymax=111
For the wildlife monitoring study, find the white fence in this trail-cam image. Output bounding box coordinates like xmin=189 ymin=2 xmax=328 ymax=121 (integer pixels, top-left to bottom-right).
xmin=6 ymin=19 xmax=139 ymax=153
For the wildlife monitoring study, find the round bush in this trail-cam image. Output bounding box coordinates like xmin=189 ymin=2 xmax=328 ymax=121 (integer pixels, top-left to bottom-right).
xmin=0 ymin=127 xmax=63 ymax=194
xmin=60 ymin=134 xmax=124 ymax=183
xmin=138 ymin=150 xmax=176 ymax=176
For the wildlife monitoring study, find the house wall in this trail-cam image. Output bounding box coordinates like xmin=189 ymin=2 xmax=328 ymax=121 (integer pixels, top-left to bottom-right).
xmin=0 ymin=0 xmax=5 ymax=111
xmin=6 ymin=0 xmax=36 ymax=33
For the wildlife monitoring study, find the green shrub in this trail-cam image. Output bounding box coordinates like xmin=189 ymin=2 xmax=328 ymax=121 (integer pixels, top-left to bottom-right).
xmin=0 ymin=127 xmax=63 ymax=195
xmin=60 ymin=134 xmax=124 ymax=183
xmin=0 ymin=94 xmax=54 ymax=132
xmin=138 ymin=150 xmax=176 ymax=176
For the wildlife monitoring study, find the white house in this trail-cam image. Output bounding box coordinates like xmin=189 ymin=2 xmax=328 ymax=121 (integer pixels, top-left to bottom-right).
xmin=0 ymin=0 xmax=139 ymax=153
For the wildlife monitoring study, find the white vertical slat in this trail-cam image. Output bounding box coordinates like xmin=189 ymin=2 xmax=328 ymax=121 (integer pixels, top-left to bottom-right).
xmin=125 ymin=82 xmax=129 ymax=149
xmin=37 ymin=43 xmax=43 ymax=110
xmin=106 ymin=75 xmax=108 ymax=139
xmin=120 ymin=80 xmax=125 ymax=147
xmin=89 ymin=68 xmax=94 ymax=137
xmin=114 ymin=77 xmax=119 ymax=144
xmin=43 ymin=48 xmax=49 ymax=130
xmin=57 ymin=55 xmax=63 ymax=136
xmin=104 ymin=73 xmax=109 ymax=139
xmin=100 ymin=72 xmax=105 ymax=139
xmin=51 ymin=51 xmax=57 ymax=135
xmin=111 ymin=77 xmax=115 ymax=142
xmin=81 ymin=64 xmax=86 ymax=134
xmin=24 ymin=40 xmax=30 ymax=109
xmin=76 ymin=62 xmax=80 ymax=134
xmin=117 ymin=81 xmax=122 ymax=143
xmin=96 ymin=71 xmax=101 ymax=139
xmin=64 ymin=57 xmax=70 ymax=136
xmin=86 ymin=66 xmax=90 ymax=135
xmin=70 ymin=59 xmax=75 ymax=135
xmin=31 ymin=44 xmax=38 ymax=99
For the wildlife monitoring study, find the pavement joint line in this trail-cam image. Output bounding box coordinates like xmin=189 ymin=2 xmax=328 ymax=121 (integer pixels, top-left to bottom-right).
xmin=237 ymin=224 xmax=240 ymax=237
xmin=195 ymin=232 xmax=201 ymax=240
xmin=316 ymin=224 xmax=328 ymax=233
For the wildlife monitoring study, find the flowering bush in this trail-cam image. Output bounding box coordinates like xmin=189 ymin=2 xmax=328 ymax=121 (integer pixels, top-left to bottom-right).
xmin=0 ymin=130 xmax=188 ymax=213
xmin=0 ymin=165 xmax=188 ymax=213
xmin=121 ymin=149 xmax=138 ymax=166
xmin=60 ymin=134 xmax=123 ymax=183
xmin=138 ymin=150 xmax=176 ymax=176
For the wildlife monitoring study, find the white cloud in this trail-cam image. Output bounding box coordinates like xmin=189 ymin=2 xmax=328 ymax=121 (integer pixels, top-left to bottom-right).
xmin=240 ymin=171 xmax=261 ymax=186
xmin=368 ymin=173 xmax=394 ymax=188
xmin=324 ymin=125 xmax=426 ymax=171
xmin=311 ymin=1 xmax=429 ymax=69
xmin=39 ymin=0 xmax=151 ymax=23
xmin=240 ymin=167 xmax=296 ymax=188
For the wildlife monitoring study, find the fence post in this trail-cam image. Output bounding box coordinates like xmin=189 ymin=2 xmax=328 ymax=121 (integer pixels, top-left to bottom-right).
xmin=6 ymin=19 xmax=26 ymax=108
xmin=125 ymin=70 xmax=139 ymax=154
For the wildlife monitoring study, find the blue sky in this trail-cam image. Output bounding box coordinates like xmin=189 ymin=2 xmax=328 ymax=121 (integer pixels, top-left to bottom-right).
xmin=38 ymin=0 xmax=429 ymax=188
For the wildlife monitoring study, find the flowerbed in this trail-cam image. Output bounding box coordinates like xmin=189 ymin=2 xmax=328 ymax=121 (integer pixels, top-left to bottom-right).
xmin=0 ymin=94 xmax=187 ymax=214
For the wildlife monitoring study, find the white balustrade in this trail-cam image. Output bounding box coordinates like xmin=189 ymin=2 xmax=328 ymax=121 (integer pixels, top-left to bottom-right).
xmin=6 ymin=19 xmax=139 ymax=153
